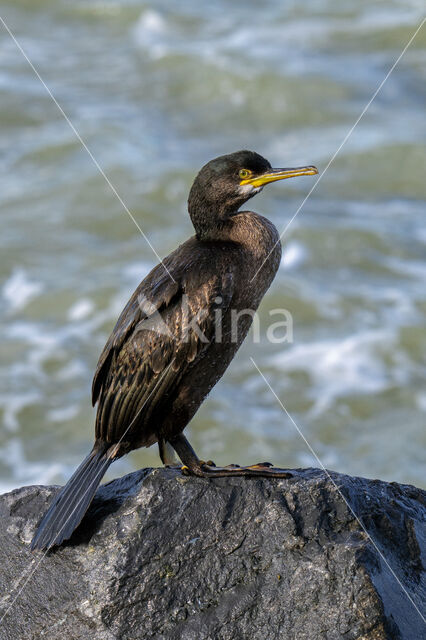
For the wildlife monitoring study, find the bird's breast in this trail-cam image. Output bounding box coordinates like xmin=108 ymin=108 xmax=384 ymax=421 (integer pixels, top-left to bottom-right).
xmin=229 ymin=211 xmax=281 ymax=292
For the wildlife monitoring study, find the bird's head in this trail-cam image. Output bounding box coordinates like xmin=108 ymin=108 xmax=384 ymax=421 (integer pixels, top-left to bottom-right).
xmin=188 ymin=150 xmax=317 ymax=239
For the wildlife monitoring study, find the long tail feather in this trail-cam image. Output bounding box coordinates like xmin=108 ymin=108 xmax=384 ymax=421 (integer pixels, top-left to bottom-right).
xmin=31 ymin=447 xmax=113 ymax=551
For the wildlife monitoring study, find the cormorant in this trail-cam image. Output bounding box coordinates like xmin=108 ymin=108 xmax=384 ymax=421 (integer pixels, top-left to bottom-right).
xmin=31 ymin=150 xmax=318 ymax=551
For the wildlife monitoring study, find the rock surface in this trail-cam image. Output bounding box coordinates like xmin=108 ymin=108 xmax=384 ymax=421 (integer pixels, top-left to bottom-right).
xmin=0 ymin=467 xmax=424 ymax=640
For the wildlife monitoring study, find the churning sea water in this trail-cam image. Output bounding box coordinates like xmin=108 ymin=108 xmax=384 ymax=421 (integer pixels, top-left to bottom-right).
xmin=0 ymin=1 xmax=425 ymax=491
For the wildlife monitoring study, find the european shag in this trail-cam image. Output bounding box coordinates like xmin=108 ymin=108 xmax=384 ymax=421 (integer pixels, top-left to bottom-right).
xmin=31 ymin=150 xmax=318 ymax=550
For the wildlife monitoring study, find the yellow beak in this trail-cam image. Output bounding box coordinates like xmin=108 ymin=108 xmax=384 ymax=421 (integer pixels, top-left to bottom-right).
xmin=240 ymin=165 xmax=318 ymax=188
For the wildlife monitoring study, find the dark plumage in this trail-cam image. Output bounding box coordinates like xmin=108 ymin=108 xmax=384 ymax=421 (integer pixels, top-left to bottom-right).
xmin=31 ymin=150 xmax=317 ymax=550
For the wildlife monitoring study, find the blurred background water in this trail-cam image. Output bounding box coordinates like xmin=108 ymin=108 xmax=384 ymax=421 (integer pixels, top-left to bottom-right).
xmin=0 ymin=0 xmax=425 ymax=492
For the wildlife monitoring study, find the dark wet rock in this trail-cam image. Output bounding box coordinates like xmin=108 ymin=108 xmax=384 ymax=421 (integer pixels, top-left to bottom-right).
xmin=0 ymin=467 xmax=424 ymax=639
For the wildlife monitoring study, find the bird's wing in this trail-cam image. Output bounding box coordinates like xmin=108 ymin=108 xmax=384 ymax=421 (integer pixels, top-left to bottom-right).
xmin=92 ymin=253 xmax=234 ymax=444
xmin=92 ymin=263 xmax=180 ymax=407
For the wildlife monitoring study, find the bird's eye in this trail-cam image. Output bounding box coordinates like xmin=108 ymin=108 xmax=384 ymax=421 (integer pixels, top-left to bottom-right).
xmin=239 ymin=169 xmax=251 ymax=179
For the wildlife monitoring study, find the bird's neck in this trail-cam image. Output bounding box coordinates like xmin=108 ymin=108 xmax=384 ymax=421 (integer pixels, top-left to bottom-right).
xmin=188 ymin=199 xmax=235 ymax=241
xmin=190 ymin=210 xmax=281 ymax=265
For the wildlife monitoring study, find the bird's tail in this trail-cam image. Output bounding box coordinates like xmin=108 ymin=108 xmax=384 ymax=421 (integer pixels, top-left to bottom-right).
xmin=31 ymin=446 xmax=113 ymax=551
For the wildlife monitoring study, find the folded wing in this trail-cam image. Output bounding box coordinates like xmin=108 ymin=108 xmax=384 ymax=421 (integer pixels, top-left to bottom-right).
xmin=92 ymin=255 xmax=234 ymax=445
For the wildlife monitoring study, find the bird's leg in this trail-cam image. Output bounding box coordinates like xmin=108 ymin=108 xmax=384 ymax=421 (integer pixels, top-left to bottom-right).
xmin=169 ymin=434 xmax=292 ymax=479
xmin=158 ymin=438 xmax=179 ymax=467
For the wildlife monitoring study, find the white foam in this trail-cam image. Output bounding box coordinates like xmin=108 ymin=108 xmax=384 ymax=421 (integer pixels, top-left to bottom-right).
xmin=271 ymin=329 xmax=396 ymax=417
xmin=6 ymin=321 xmax=58 ymax=348
xmin=56 ymin=360 xmax=87 ymax=381
xmin=385 ymin=257 xmax=426 ymax=281
xmin=2 ymin=269 xmax=44 ymax=313
xmin=6 ymin=321 xmax=62 ymax=382
xmin=4 ymin=299 xmax=121 ymax=381
xmin=123 ymin=261 xmax=153 ymax=284
xmin=0 ymin=438 xmax=66 ymax=494
xmin=280 ymin=241 xmax=308 ymax=270
xmin=47 ymin=405 xmax=80 ymax=423
xmin=138 ymin=9 xmax=165 ymax=34
xmin=0 ymin=391 xmax=42 ymax=432
xmin=134 ymin=10 xmax=168 ymax=59
xmin=416 ymin=394 xmax=426 ymax=412
xmin=68 ymin=298 xmax=95 ymax=321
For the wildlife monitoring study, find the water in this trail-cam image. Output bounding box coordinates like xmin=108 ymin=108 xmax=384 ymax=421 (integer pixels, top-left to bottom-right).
xmin=0 ymin=1 xmax=425 ymax=492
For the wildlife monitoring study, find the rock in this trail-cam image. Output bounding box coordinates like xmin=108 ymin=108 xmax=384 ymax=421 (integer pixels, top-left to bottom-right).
xmin=0 ymin=467 xmax=424 ymax=640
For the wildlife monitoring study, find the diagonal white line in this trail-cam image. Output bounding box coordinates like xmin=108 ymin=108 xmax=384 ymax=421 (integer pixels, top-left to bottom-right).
xmin=0 ymin=359 xmax=175 ymax=625
xmin=0 ymin=14 xmax=176 ymax=283
xmin=250 ymin=357 xmax=426 ymax=624
xmin=251 ymin=17 xmax=426 ymax=283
